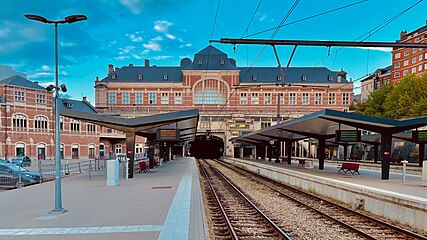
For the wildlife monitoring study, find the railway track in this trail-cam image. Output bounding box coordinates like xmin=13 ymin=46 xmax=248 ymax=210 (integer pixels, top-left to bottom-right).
xmin=215 ymin=159 xmax=427 ymax=240
xmin=198 ymin=159 xmax=291 ymax=240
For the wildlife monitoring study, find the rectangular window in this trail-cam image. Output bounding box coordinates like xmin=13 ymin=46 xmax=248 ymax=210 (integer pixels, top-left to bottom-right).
xmin=394 ymin=62 xmax=400 ymax=68
xmin=412 ymin=57 xmax=417 ymax=64
xmin=342 ymin=93 xmax=350 ymax=105
xmin=136 ymin=92 xmax=143 ymax=104
xmin=264 ymin=93 xmax=271 ymax=105
xmin=289 ymin=93 xmax=296 ymax=105
xmin=36 ymin=94 xmax=46 ymax=105
xmin=412 ymin=67 xmax=416 ymax=74
xmin=403 ymin=70 xmax=408 ymax=76
xmin=87 ymin=124 xmax=96 ymax=133
xmin=420 ymin=55 xmax=423 ymax=61
xmin=403 ymin=60 xmax=409 ymax=66
xmin=418 ymin=65 xmax=423 ymax=71
xmin=413 ymin=48 xmax=417 ymax=53
xmin=315 ymin=93 xmax=322 ymax=105
xmin=161 ymin=93 xmax=169 ymax=104
xmin=149 ymin=92 xmax=156 ymax=104
xmin=404 ymin=50 xmax=409 ymax=56
xmin=240 ymin=93 xmax=248 ymax=105
xmin=251 ymin=93 xmax=259 ymax=105
xmin=174 ymin=93 xmax=182 ymax=105
xmin=108 ymin=92 xmax=116 ymax=104
xmin=328 ymin=93 xmax=336 ymax=105
xmin=302 ymin=93 xmax=309 ymax=105
xmin=14 ymin=91 xmax=25 ymax=102
xmin=394 ymin=53 xmax=401 ymax=59
xmin=70 ymin=121 xmax=80 ymax=132
xmin=122 ymin=92 xmax=129 ymax=104
xmin=394 ymin=72 xmax=400 ymax=78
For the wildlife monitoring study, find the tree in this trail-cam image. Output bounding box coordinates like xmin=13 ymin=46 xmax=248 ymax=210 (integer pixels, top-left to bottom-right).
xmin=363 ymin=84 xmax=393 ymax=118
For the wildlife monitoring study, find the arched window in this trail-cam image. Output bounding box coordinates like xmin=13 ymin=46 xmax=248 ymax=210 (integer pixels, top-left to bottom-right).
xmin=12 ymin=114 xmax=27 ymax=129
xmin=34 ymin=116 xmax=48 ymax=131
xmin=193 ymin=79 xmax=228 ymax=105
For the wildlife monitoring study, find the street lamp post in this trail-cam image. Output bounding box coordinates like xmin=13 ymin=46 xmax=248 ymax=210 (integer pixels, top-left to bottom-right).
xmin=25 ymin=14 xmax=87 ymax=213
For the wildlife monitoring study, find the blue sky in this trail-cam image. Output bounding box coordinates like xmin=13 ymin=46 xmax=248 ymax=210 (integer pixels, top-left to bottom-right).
xmin=0 ymin=0 xmax=426 ymax=103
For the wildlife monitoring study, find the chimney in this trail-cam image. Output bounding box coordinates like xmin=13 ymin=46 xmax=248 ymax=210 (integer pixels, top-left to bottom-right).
xmin=145 ymin=59 xmax=150 ymax=67
xmin=83 ymin=96 xmax=87 ymax=102
xmin=115 ymin=67 xmax=119 ymax=72
xmin=34 ymin=81 xmax=39 ymax=85
xmin=95 ymin=76 xmax=99 ymax=81
xmin=108 ymin=64 xmax=114 ymax=75
xmin=129 ymin=63 xmax=134 ymax=67
xmin=337 ymin=68 xmax=347 ymax=80
xmin=400 ymin=30 xmax=407 ymax=40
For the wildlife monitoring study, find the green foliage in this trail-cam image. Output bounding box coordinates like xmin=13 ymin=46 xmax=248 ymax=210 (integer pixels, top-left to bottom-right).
xmin=355 ymin=74 xmax=427 ymax=119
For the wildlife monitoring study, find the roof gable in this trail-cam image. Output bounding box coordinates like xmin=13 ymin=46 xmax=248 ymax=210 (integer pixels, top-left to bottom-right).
xmin=0 ymin=75 xmax=46 ymax=91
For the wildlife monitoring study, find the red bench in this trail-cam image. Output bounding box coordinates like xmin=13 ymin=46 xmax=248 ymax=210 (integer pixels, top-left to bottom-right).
xmin=138 ymin=161 xmax=150 ymax=173
xmin=390 ymin=157 xmax=402 ymax=164
xmin=338 ymin=162 xmax=360 ymax=175
xmin=298 ymin=159 xmax=306 ymax=166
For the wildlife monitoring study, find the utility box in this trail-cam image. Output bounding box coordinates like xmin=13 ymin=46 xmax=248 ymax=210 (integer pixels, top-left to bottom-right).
xmin=107 ymin=159 xmax=119 ymax=187
xmin=422 ymin=161 xmax=427 ymax=187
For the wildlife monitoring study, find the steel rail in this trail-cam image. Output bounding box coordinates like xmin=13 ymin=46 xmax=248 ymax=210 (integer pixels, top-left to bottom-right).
xmin=204 ymin=160 xmax=292 ymax=240
xmin=216 ymin=160 xmax=427 ymax=240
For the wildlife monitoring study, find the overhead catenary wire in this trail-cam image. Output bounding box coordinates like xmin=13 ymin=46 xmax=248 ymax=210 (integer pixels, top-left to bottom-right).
xmin=314 ymin=0 xmax=424 ymax=67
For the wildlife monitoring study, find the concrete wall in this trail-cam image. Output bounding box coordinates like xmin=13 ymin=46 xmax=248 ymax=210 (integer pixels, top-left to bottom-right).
xmin=225 ymin=158 xmax=427 ymax=232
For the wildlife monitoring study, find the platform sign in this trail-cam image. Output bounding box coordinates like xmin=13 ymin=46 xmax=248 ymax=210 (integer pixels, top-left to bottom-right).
xmin=335 ymin=130 xmax=361 ymax=142
xmin=412 ymin=130 xmax=427 ymax=142
xmin=157 ymin=129 xmax=180 ymax=141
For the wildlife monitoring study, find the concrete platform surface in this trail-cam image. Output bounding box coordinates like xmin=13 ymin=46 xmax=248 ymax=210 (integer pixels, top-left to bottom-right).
xmin=0 ymin=157 xmax=207 ymax=240
xmin=228 ymin=157 xmax=427 ymax=200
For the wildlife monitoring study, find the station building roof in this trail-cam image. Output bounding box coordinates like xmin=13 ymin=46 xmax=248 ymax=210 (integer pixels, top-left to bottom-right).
xmin=60 ymin=109 xmax=199 ymax=142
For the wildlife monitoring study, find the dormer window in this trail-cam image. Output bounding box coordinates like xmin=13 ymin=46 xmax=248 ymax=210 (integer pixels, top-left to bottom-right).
xmin=198 ymin=60 xmax=203 ymax=64
xmin=252 ymin=75 xmax=257 ymax=81
xmin=163 ymin=74 xmax=168 ymax=80
xmin=301 ymin=74 xmax=307 ymax=81
xmin=138 ymin=75 xmax=143 ymax=80
xmin=111 ymin=74 xmax=116 ymax=80
xmin=327 ymin=75 xmax=333 ymax=81
xmin=277 ymin=75 xmax=282 ymax=81
xmin=65 ymin=102 xmax=73 ymax=108
xmin=220 ymin=59 xmax=224 ymax=65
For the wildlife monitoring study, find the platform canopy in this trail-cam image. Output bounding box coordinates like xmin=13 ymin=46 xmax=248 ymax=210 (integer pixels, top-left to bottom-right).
xmin=231 ymin=109 xmax=427 ymax=180
xmin=61 ymin=108 xmax=199 ymax=142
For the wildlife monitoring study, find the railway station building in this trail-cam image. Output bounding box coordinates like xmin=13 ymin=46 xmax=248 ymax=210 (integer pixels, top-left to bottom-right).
xmin=94 ymin=45 xmax=353 ymax=158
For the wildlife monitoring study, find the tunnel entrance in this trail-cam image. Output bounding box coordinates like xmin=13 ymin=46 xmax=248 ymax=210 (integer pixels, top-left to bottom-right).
xmin=190 ymin=135 xmax=224 ymax=159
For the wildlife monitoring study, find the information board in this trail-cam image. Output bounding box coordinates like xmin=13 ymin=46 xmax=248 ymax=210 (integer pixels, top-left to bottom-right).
xmin=335 ymin=130 xmax=361 ymax=142
xmin=412 ymin=130 xmax=427 ymax=142
xmin=157 ymin=129 xmax=180 ymax=141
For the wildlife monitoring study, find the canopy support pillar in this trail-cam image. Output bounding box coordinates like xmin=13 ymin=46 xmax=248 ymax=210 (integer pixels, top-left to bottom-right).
xmin=419 ymin=142 xmax=425 ymax=167
xmin=318 ymin=138 xmax=326 ymax=170
xmin=381 ymin=133 xmax=392 ymax=180
xmin=126 ymin=132 xmax=135 ymax=178
xmin=286 ymin=140 xmax=293 ymax=165
xmin=374 ymin=144 xmax=379 ymax=164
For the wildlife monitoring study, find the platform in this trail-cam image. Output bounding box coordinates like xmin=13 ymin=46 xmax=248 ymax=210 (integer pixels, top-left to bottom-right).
xmin=225 ymin=157 xmax=427 ymax=232
xmin=0 ymin=157 xmax=207 ymax=240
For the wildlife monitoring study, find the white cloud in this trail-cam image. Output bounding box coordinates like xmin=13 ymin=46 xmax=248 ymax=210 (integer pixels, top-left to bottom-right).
xmin=28 ymin=72 xmax=54 ymax=79
xmin=0 ymin=28 xmax=10 ymax=38
xmin=165 ymin=34 xmax=176 ymax=40
xmin=60 ymin=70 xmax=69 ymax=76
xmin=143 ymin=42 xmax=161 ymax=51
xmin=179 ymin=43 xmax=192 ymax=48
xmin=356 ymin=47 xmax=392 ymax=52
xmin=131 ymin=53 xmax=143 ymax=59
xmin=41 ymin=65 xmax=50 ymax=71
xmin=258 ymin=14 xmax=266 ymax=21
xmin=118 ymin=46 xmax=136 ymax=54
xmin=120 ymin=0 xmax=141 ymax=14
xmin=151 ymin=36 xmax=163 ymax=41
xmin=60 ymin=42 xmax=76 ymax=47
xmin=154 ymin=55 xmax=173 ymax=60
xmin=126 ymin=33 xmax=143 ymax=42
xmin=39 ymin=81 xmax=55 ymax=88
xmin=115 ymin=55 xmax=130 ymax=60
xmin=153 ymin=20 xmax=172 ymax=33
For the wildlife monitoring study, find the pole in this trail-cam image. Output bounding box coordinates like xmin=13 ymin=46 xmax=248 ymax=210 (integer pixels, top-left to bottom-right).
xmin=52 ymin=23 xmax=66 ymax=213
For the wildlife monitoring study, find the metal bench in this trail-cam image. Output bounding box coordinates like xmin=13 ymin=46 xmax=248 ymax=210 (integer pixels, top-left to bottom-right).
xmin=337 ymin=162 xmax=360 ymax=175
xmin=390 ymin=158 xmax=402 ymax=164
xmin=298 ymin=159 xmax=306 ymax=166
xmin=138 ymin=161 xmax=150 ymax=173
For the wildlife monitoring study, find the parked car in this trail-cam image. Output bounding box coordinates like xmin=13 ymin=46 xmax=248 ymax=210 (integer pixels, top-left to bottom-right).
xmin=11 ymin=156 xmax=32 ymax=167
xmin=0 ymin=163 xmax=42 ymax=188
xmin=0 ymin=159 xmax=10 ymax=164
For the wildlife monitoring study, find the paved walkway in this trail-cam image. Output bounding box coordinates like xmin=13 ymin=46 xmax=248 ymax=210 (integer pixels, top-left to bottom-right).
xmin=228 ymin=157 xmax=427 ymax=199
xmin=0 ymin=157 xmax=207 ymax=240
